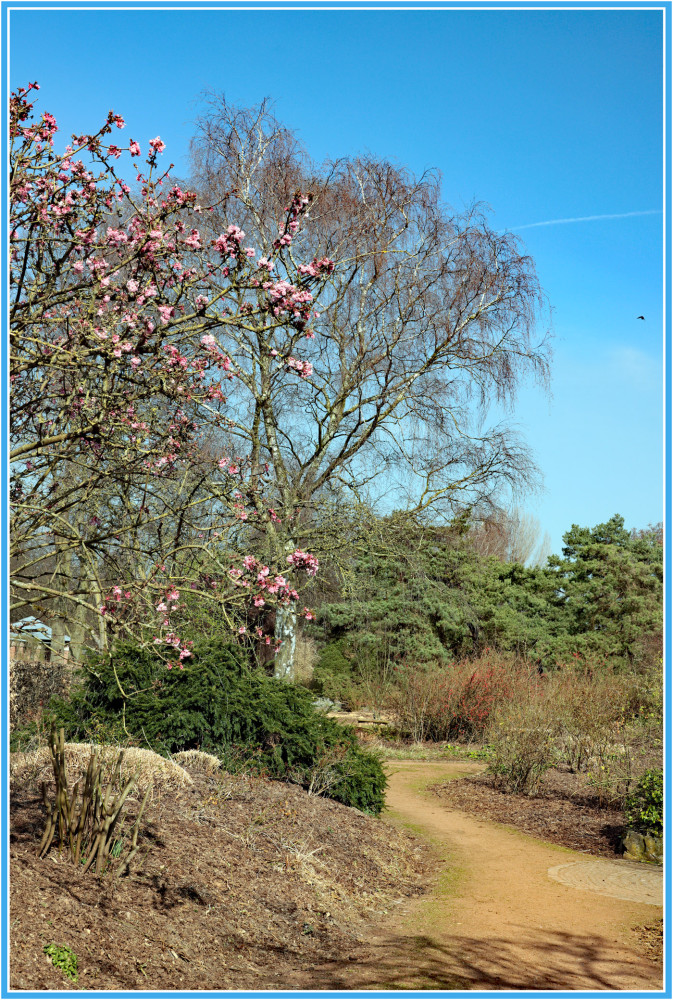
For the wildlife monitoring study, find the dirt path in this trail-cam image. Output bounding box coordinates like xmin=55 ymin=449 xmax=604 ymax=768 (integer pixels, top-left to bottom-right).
xmin=311 ymin=761 xmax=663 ymax=991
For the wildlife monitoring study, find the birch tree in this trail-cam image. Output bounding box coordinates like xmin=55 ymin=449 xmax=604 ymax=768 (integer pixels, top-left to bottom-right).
xmin=187 ymin=97 xmax=551 ymax=677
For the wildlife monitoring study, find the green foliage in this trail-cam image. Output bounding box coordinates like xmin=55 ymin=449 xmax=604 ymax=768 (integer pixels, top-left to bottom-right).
xmin=52 ymin=640 xmax=386 ymax=814
xmin=625 ymin=768 xmax=663 ymax=836
xmin=43 ymin=944 xmax=78 ymax=983
xmin=312 ymin=513 xmax=662 ymax=696
xmin=10 ymin=717 xmax=48 ymax=753
xmin=311 ymin=641 xmax=355 ymax=700
xmin=546 ymin=515 xmax=663 ymax=669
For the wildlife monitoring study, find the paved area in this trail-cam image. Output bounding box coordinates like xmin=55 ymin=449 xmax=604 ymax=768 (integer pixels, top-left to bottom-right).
xmin=548 ymin=859 xmax=663 ymax=906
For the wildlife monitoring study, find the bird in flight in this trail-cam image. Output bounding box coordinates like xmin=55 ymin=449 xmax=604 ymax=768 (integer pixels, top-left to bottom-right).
xmin=637 ymin=315 xmax=645 ymax=320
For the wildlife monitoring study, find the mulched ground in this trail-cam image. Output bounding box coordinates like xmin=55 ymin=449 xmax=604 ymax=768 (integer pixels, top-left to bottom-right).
xmin=10 ymin=757 xmax=431 ymax=991
xmin=632 ymin=920 xmax=664 ymax=964
xmin=430 ymin=767 xmax=626 ymax=858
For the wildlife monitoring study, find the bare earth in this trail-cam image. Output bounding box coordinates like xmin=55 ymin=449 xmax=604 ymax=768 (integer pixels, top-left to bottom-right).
xmin=310 ymin=761 xmax=663 ymax=991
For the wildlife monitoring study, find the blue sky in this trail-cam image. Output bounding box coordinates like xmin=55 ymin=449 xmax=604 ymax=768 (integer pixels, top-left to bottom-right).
xmin=8 ymin=4 xmax=666 ymax=556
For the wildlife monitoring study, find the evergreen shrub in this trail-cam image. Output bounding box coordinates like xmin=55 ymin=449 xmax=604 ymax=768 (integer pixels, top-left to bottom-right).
xmin=51 ymin=640 xmax=386 ymax=814
xmin=625 ymin=768 xmax=663 ymax=836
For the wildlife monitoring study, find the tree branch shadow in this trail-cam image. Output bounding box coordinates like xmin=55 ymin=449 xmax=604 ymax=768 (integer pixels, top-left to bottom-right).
xmin=310 ymin=926 xmax=661 ymax=991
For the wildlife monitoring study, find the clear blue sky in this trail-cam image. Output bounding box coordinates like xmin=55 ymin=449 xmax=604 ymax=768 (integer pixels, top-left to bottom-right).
xmin=9 ymin=5 xmax=665 ymax=556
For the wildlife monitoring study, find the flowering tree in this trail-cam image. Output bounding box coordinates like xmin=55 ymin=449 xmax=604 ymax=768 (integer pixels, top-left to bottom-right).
xmin=185 ymin=97 xmax=551 ymax=677
xmin=10 ymin=84 xmax=322 ymax=665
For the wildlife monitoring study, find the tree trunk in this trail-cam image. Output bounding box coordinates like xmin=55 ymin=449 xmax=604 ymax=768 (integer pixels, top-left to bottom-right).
xmin=273 ymin=604 xmax=297 ymax=681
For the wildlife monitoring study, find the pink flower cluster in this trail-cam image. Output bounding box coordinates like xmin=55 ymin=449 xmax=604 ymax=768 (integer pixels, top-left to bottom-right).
xmin=99 ymin=583 xmax=132 ymax=616
xmin=286 ymin=549 xmax=319 ymax=577
xmin=230 ymin=554 xmax=301 ymax=608
xmin=297 ymin=257 xmax=335 ymax=278
xmin=262 ymin=280 xmax=313 ymax=320
xmin=273 ymin=192 xmax=312 ymax=251
xmin=286 ymin=356 xmax=313 ymax=379
xmin=184 ymin=229 xmax=202 ymax=250
xmin=213 ymin=224 xmax=245 ymax=259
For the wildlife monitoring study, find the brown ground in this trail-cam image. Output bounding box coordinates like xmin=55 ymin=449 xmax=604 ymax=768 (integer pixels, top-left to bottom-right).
xmin=9 ymin=756 xmax=429 ymax=990
xmin=312 ymin=761 xmax=663 ymax=991
xmin=430 ymin=765 xmax=625 ymax=857
xmin=10 ymin=754 xmax=663 ymax=991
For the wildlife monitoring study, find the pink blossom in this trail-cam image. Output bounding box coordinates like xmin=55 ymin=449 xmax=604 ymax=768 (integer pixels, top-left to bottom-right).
xmin=287 ymin=356 xmax=313 ymax=379
xmin=149 ymin=136 xmax=166 ymax=154
xmin=129 ymin=139 xmax=141 ymax=156
xmin=201 ymin=333 xmax=216 ymax=347
xmin=286 ymin=549 xmax=319 ymax=577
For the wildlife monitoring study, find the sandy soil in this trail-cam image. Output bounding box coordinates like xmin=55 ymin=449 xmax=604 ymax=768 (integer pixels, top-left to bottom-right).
xmin=308 ymin=760 xmax=663 ymax=991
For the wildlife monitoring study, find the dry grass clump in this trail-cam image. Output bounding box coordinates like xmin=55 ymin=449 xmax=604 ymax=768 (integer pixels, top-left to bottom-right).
xmin=172 ymin=749 xmax=222 ymax=773
xmin=11 ymin=743 xmax=193 ymax=792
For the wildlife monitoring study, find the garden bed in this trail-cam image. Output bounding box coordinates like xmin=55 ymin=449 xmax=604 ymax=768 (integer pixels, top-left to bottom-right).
xmin=10 ymin=752 xmax=430 ymax=990
xmin=430 ymin=766 xmax=627 ymax=858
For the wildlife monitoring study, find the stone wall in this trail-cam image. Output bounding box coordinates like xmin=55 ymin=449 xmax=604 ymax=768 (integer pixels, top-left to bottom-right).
xmin=9 ymin=644 xmax=76 ymax=727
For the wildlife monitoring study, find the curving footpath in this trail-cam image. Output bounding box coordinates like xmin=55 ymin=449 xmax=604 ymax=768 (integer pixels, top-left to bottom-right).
xmin=311 ymin=760 xmax=663 ymax=991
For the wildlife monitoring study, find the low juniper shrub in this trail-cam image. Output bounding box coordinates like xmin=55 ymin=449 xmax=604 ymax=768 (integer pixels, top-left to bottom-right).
xmin=51 ymin=640 xmax=386 ymax=814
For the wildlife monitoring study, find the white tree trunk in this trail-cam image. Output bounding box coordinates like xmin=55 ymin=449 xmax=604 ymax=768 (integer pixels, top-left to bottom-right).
xmin=274 ymin=604 xmax=297 ymax=681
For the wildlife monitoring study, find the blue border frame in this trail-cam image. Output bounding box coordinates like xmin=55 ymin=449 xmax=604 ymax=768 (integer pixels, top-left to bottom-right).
xmin=2 ymin=2 xmax=670 ymax=998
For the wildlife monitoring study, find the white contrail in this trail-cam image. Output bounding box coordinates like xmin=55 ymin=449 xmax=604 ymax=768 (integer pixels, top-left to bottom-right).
xmin=510 ymin=209 xmax=661 ymax=231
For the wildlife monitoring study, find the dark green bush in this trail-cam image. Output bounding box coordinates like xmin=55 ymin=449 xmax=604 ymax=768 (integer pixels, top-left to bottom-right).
xmin=51 ymin=640 xmax=386 ymax=814
xmin=311 ymin=641 xmax=354 ymax=698
xmin=625 ymin=768 xmax=663 ymax=836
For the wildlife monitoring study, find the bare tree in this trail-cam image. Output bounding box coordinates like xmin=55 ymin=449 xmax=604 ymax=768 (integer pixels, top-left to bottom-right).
xmin=468 ymin=508 xmax=551 ymax=566
xmin=187 ymin=96 xmax=551 ymax=676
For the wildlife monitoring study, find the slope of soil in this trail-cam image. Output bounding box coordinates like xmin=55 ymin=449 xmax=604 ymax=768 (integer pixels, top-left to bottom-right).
xmin=9 ymin=754 xmax=430 ymax=990
xmin=310 ymin=761 xmax=663 ymax=991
